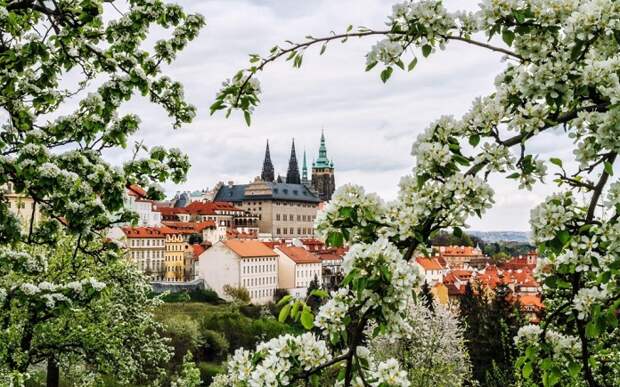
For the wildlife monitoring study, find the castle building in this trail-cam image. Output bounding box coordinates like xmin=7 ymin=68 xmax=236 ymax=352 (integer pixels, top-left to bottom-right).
xmin=213 ymin=133 xmax=335 ymax=239
xmin=311 ymin=131 xmax=336 ymax=201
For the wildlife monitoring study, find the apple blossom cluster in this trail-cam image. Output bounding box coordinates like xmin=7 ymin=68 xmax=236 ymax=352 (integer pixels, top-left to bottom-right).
xmin=384 ymin=173 xmax=494 ymax=243
xmin=210 ymin=333 xmax=331 ymax=386
xmin=530 ymin=192 xmax=579 ymax=243
xmin=573 ymin=286 xmax=609 ymax=320
xmin=314 ymin=288 xmax=354 ymax=339
xmin=366 ymin=358 xmax=411 ymax=387
xmin=321 ymin=239 xmax=420 ymax=338
xmin=315 ymin=184 xmax=384 ymax=244
xmin=515 ymin=324 xmax=580 ymax=356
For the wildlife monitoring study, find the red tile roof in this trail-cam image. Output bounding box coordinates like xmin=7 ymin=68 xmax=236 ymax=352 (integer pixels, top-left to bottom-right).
xmin=127 ymin=184 xmax=147 ymax=198
xmin=162 ymin=221 xmax=216 ymax=233
xmin=184 ymin=201 xmax=244 ymax=215
xmin=192 ymin=243 xmax=207 ymax=258
xmin=415 ymin=257 xmax=444 ymax=270
xmin=277 ymin=245 xmax=321 ymax=264
xmin=300 ymin=238 xmax=324 ymax=246
xmin=121 ymin=226 xmax=165 ymax=238
xmin=223 ymin=239 xmax=278 ymax=258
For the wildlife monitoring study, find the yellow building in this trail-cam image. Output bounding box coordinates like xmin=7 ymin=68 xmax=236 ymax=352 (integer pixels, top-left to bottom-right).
xmin=120 ymin=227 xmax=166 ymax=281
xmin=3 ymin=183 xmax=42 ymax=228
xmin=162 ymin=227 xmax=189 ymax=282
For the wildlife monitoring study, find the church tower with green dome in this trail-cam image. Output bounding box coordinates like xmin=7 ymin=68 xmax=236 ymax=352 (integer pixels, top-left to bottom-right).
xmin=311 ymin=130 xmax=335 ymax=201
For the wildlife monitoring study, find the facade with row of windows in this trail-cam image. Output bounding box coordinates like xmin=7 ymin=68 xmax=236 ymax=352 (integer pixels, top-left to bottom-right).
xmin=214 ymin=180 xmax=320 ymax=240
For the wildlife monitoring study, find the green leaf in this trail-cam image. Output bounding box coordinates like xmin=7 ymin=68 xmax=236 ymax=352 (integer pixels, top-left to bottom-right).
xmin=278 ymin=303 xmax=291 ymax=323
xmin=422 ymin=44 xmax=432 ymax=57
xmin=550 ymin=158 xmax=563 ymax=167
xmin=380 ymin=67 xmax=393 ymax=83
xmin=557 ymin=230 xmax=571 ymax=245
xmin=586 ymin=321 xmax=599 ymax=338
xmin=604 ymin=161 xmax=614 ymax=176
xmin=407 ymin=57 xmax=418 ymax=71
xmin=327 ymin=231 xmax=344 ymax=247
xmin=291 ymin=300 xmax=300 ymax=319
xmin=507 ymin=172 xmax=521 ymax=179
xmin=310 ymin=289 xmax=328 ymax=298
xmin=502 ymin=29 xmax=515 ymax=46
xmin=320 ymin=44 xmax=327 ymax=55
xmin=568 ymin=361 xmax=580 ymax=378
xmin=522 ymin=362 xmax=533 ymax=379
xmin=468 ymin=134 xmax=480 ymax=147
xmin=453 ymin=227 xmax=463 ymax=238
xmin=277 ymin=295 xmax=292 ymax=306
xmin=300 ymin=307 xmax=314 ymax=330
xmin=244 ymin=111 xmax=251 ymax=126
xmin=365 ymin=61 xmax=377 ymax=72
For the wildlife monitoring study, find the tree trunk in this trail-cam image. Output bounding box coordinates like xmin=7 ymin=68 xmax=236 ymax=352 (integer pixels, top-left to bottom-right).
xmin=47 ymin=358 xmax=59 ymax=387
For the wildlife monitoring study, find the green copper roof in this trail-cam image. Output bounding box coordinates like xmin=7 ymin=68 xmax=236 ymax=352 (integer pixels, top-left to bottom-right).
xmin=312 ymin=130 xmax=333 ymax=169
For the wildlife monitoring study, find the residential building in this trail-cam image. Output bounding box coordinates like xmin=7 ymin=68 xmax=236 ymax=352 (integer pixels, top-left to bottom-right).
xmin=316 ymin=248 xmax=345 ymax=290
xmin=125 ymin=184 xmax=162 ymax=226
xmin=162 ymin=227 xmax=189 ymax=282
xmin=198 ymin=239 xmax=278 ymax=304
xmin=275 ymin=245 xmax=322 ymax=298
xmin=186 ymin=243 xmax=208 ymax=281
xmin=414 ymin=257 xmax=446 ymax=285
xmin=3 ymin=182 xmax=41 ymax=227
xmin=121 ymin=226 xmax=166 ymax=281
xmin=435 ymin=245 xmax=488 ymax=268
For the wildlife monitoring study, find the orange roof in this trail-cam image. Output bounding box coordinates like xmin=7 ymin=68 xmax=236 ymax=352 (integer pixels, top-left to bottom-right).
xmin=127 ymin=184 xmax=147 ymax=198
xmin=438 ymin=245 xmax=483 ymax=256
xmin=192 ymin=243 xmax=207 ymax=258
xmin=185 ymin=201 xmax=244 ymax=215
xmin=223 ymin=239 xmax=277 ymax=258
xmin=157 ymin=206 xmax=188 ymax=215
xmin=121 ymin=226 xmax=165 ymax=238
xmin=415 ymin=257 xmax=444 ymax=270
xmin=300 ymin=238 xmax=324 ymax=246
xmin=226 ymin=228 xmax=258 ymax=239
xmin=277 ymin=245 xmax=321 ymax=264
xmin=518 ymin=295 xmax=544 ymax=309
xmin=162 ymin=220 xmax=216 ymax=233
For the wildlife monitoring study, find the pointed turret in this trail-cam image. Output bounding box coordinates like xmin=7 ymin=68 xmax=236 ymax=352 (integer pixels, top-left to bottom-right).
xmin=261 ymin=140 xmax=275 ymax=182
xmin=311 ymin=130 xmax=336 ymax=201
xmin=313 ymin=129 xmax=333 ymax=169
xmin=286 ymin=139 xmax=301 ymax=184
xmin=302 ymin=150 xmax=309 ymax=184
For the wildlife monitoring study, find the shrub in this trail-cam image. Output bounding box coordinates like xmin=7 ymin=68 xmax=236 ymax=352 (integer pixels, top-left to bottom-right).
xmin=160 ymin=315 xmax=201 ymax=365
xmin=239 ymin=304 xmax=262 ymax=319
xmin=201 ymin=330 xmax=230 ymax=361
xmin=197 ymin=362 xmax=224 ymax=385
xmin=222 ymin=285 xmax=250 ymax=304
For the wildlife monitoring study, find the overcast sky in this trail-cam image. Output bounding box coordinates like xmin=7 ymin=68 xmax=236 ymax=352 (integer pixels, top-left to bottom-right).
xmin=105 ymin=0 xmax=581 ymax=232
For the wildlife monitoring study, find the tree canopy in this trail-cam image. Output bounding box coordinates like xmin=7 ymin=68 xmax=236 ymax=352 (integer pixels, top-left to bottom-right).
xmin=1 ymin=0 xmax=204 ymax=384
xmin=212 ymin=1 xmax=620 ymax=386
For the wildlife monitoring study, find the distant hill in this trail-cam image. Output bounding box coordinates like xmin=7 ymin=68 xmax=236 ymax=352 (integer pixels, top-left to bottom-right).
xmin=469 ymin=231 xmax=532 ymax=243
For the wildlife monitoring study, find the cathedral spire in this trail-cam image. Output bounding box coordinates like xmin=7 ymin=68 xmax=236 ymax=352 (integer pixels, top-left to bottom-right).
xmin=261 ymin=140 xmax=275 ymax=182
xmin=313 ymin=129 xmax=332 ymax=169
xmin=286 ymin=139 xmax=301 ymax=184
xmin=302 ymin=149 xmax=309 ymax=184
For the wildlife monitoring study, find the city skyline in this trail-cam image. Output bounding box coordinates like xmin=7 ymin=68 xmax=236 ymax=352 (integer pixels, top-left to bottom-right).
xmin=104 ymin=0 xmax=575 ymax=232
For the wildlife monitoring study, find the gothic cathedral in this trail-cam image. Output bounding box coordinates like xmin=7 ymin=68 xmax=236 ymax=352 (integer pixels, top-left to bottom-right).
xmin=260 ymin=132 xmax=336 ymax=202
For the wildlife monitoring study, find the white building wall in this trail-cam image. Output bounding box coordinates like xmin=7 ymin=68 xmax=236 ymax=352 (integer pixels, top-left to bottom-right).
xmin=240 ymin=256 xmax=278 ymax=304
xmin=275 ymin=249 xmax=296 ymax=289
xmin=198 ymin=242 xmax=240 ymax=298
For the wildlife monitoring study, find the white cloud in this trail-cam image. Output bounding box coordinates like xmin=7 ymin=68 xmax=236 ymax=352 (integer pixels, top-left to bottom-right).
xmin=101 ymin=0 xmax=579 ymax=232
